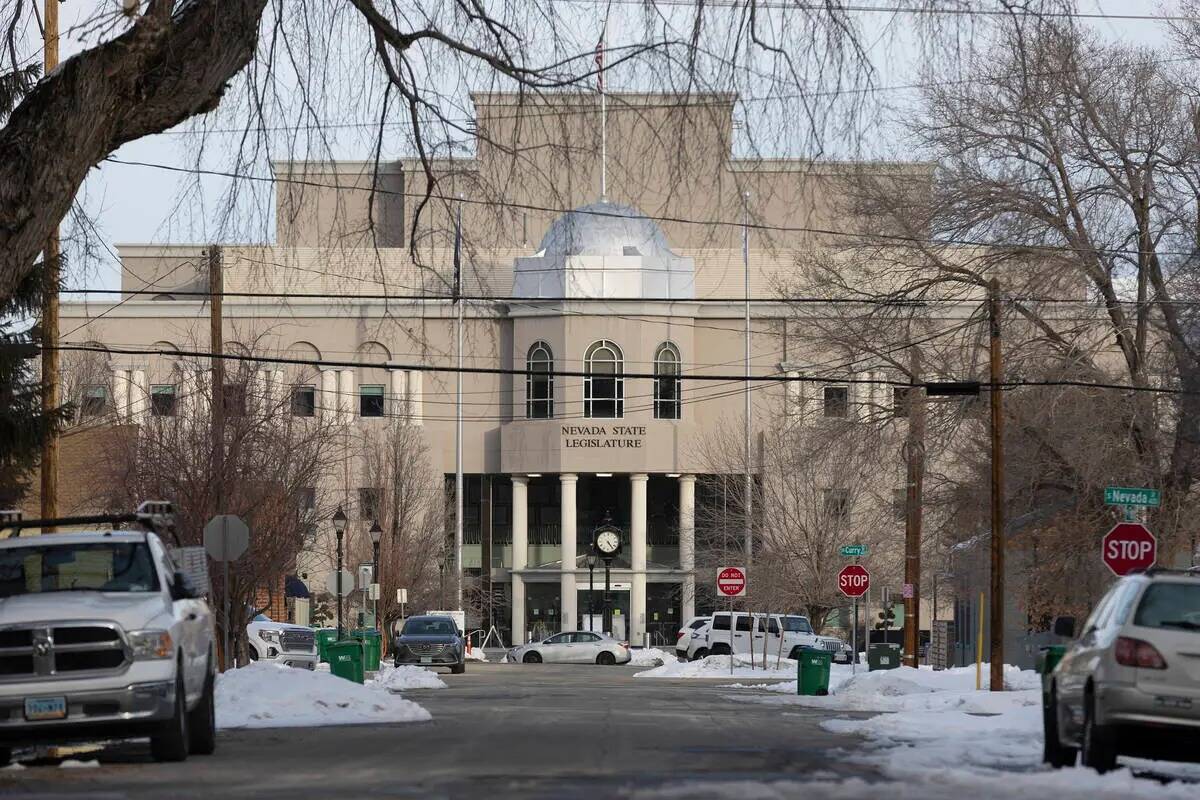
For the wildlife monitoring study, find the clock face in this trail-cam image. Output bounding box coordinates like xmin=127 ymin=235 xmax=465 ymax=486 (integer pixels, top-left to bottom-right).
xmin=595 ymin=530 xmax=621 ymax=555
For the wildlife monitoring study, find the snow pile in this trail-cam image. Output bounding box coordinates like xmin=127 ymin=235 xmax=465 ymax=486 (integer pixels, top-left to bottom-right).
xmin=465 ymin=647 xmax=488 ymax=662
xmin=371 ymin=663 xmax=447 ymax=691
xmin=628 ymin=648 xmax=673 ymax=667
xmin=216 ymin=662 xmax=431 ymax=729
xmin=635 ymin=653 xmax=797 ymax=679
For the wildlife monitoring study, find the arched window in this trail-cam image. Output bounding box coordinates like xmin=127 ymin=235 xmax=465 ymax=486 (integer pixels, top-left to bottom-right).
xmin=526 ymin=341 xmax=554 ymax=419
xmin=584 ymin=340 xmax=623 ymax=418
xmin=653 ymin=342 xmax=681 ymax=420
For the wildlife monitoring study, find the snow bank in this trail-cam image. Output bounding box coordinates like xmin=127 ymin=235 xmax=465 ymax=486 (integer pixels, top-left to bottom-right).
xmin=465 ymin=647 xmax=488 ymax=662
xmin=216 ymin=662 xmax=431 ymax=729
xmin=628 ymin=648 xmax=673 ymax=667
xmin=371 ymin=663 xmax=447 ymax=691
xmin=635 ymin=653 xmax=797 ymax=679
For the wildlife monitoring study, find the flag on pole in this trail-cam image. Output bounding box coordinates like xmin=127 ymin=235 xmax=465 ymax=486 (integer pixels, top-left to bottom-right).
xmin=594 ymin=34 xmax=605 ymax=93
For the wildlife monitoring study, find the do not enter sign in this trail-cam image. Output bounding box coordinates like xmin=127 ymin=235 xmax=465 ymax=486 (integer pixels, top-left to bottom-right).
xmin=838 ymin=564 xmax=870 ymax=598
xmin=717 ymin=566 xmax=747 ymax=597
xmin=1102 ymin=522 xmax=1157 ymax=576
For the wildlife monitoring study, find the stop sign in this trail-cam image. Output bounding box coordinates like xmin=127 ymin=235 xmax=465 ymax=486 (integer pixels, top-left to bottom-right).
xmin=1102 ymin=522 xmax=1157 ymax=576
xmin=838 ymin=564 xmax=870 ymax=598
xmin=717 ymin=566 xmax=747 ymax=597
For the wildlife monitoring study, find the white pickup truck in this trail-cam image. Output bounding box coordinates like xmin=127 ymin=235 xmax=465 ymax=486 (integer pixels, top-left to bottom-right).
xmin=0 ymin=508 xmax=216 ymax=766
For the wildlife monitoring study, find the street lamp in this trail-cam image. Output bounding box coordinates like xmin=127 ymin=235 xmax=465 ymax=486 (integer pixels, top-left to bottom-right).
xmin=584 ymin=551 xmax=597 ymax=632
xmin=369 ymin=520 xmax=382 ymax=632
xmin=332 ymin=505 xmax=348 ymax=640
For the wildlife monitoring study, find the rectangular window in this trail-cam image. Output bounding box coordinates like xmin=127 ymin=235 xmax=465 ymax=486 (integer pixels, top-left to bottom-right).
xmin=297 ymin=487 xmax=316 ymax=511
xmin=1133 ymin=583 xmax=1200 ymax=632
xmin=893 ymin=386 xmax=911 ymax=418
xmin=654 ymin=375 xmax=681 ymax=420
xmin=360 ymin=385 xmax=385 ymax=418
xmin=222 ymin=383 xmax=246 ymax=417
xmin=81 ymin=385 xmax=109 ymax=418
xmin=824 ymin=488 xmax=850 ymax=524
xmin=150 ymin=385 xmax=176 ymax=417
xmin=823 ymin=386 xmax=849 ymax=418
xmin=735 ymin=614 xmax=754 ymax=632
xmin=358 ymin=487 xmax=381 ymax=521
xmin=291 ymin=386 xmax=316 ymax=417
xmin=711 ymin=613 xmax=731 ymax=631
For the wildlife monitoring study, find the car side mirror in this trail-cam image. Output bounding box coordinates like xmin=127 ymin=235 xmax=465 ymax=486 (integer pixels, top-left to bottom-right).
xmin=1052 ymin=615 xmax=1076 ymax=639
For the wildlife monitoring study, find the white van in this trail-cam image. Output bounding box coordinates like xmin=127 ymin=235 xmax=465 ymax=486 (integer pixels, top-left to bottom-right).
xmin=698 ymin=612 xmax=822 ymax=661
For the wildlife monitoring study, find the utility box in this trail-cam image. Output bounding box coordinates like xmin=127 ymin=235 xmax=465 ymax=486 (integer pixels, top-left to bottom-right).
xmin=930 ymin=620 xmax=955 ymax=671
xmin=867 ymin=642 xmax=902 ymax=671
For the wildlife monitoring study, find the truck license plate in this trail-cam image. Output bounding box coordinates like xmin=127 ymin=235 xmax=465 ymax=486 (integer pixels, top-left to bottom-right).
xmin=24 ymin=696 xmax=67 ymax=721
xmin=420 ymin=656 xmax=432 ymax=664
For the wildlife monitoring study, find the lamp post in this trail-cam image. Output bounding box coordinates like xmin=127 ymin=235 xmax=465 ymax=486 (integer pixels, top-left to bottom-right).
xmin=332 ymin=506 xmax=348 ymax=640
xmin=369 ymin=520 xmax=382 ymax=631
xmin=438 ymin=555 xmax=446 ymax=609
xmin=585 ymin=552 xmax=597 ymax=632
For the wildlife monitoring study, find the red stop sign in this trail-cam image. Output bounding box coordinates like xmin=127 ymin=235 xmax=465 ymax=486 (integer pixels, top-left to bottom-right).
xmin=838 ymin=564 xmax=870 ymax=598
xmin=1102 ymin=522 xmax=1157 ymax=576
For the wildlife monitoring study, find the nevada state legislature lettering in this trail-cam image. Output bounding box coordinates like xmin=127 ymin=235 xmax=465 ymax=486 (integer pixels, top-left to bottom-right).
xmin=562 ymin=425 xmax=646 ymax=448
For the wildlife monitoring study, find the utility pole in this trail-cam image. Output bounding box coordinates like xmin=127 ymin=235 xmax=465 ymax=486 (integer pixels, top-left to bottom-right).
xmin=39 ymin=0 xmax=61 ymax=530
xmin=453 ymin=200 xmax=464 ymax=611
xmin=742 ymin=191 xmax=753 ymax=566
xmin=988 ymin=278 xmax=1006 ymax=691
xmin=903 ymin=347 xmax=926 ymax=668
xmin=209 ymin=246 xmax=225 ymax=504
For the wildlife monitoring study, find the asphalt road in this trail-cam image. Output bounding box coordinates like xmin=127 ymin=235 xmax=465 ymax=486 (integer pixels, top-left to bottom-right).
xmin=0 ymin=661 xmax=873 ymax=799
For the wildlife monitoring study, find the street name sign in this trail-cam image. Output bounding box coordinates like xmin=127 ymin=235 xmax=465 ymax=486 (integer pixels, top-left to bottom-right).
xmin=1104 ymin=487 xmax=1160 ymax=507
xmin=838 ymin=565 xmax=870 ymax=598
xmin=1102 ymin=522 xmax=1157 ymax=576
xmin=840 ymin=544 xmax=868 ymax=557
xmin=717 ymin=566 xmax=747 ymax=597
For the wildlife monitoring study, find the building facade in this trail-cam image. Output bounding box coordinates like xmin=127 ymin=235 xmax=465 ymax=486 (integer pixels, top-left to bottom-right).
xmin=57 ymin=93 xmax=935 ymax=646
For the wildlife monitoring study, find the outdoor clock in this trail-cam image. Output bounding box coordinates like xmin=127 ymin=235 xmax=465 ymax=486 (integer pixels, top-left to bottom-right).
xmin=593 ymin=524 xmax=622 ymax=560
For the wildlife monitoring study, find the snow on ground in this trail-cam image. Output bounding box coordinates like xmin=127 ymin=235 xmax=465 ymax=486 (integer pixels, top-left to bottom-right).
xmin=216 ymin=662 xmax=431 ymax=729
xmin=716 ymin=663 xmax=1200 ymax=798
xmin=465 ymin=647 xmax=489 ymax=662
xmin=371 ymin=662 xmax=448 ymax=691
xmin=635 ymin=653 xmax=797 ymax=679
xmin=628 ymin=648 xmax=674 ymax=667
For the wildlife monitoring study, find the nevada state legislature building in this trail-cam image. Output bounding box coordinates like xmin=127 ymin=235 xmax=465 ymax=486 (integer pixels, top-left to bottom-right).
xmin=57 ymin=92 xmax=933 ymax=647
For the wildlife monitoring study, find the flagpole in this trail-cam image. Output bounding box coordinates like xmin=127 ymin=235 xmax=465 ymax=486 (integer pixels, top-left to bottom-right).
xmin=454 ymin=199 xmax=464 ymax=612
xmin=597 ymin=20 xmax=608 ymax=203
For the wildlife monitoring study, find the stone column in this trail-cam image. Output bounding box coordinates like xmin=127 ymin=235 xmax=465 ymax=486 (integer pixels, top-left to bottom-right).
xmin=321 ymin=369 xmax=338 ymax=423
xmin=112 ymin=367 xmax=129 ymax=422
xmin=408 ymin=371 xmax=423 ymax=425
xmin=679 ymin=474 xmax=697 ymax=623
xmin=338 ymin=369 xmax=354 ymax=424
xmin=271 ymin=370 xmax=285 ymax=414
xmin=130 ymin=368 xmax=148 ymax=420
xmin=389 ymin=369 xmax=408 ymax=420
xmin=630 ymin=473 xmax=648 ymax=647
xmin=560 ymin=474 xmax=578 ymax=632
xmin=511 ymin=476 xmax=528 ymax=644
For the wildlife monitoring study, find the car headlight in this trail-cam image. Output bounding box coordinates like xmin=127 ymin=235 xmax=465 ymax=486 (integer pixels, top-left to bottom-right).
xmin=129 ymin=630 xmax=174 ymax=660
xmin=258 ymin=629 xmax=281 ymax=643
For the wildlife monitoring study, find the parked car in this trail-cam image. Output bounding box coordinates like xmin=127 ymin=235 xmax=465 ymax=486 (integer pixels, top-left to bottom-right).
xmin=0 ymin=506 xmax=216 ymax=766
xmin=1043 ymin=569 xmax=1200 ymax=773
xmin=393 ymin=614 xmax=465 ymax=674
xmin=701 ymin=612 xmax=822 ymax=660
xmin=676 ymin=616 xmax=711 ymax=661
xmin=508 ymin=631 xmax=631 ymax=665
xmin=246 ymin=614 xmax=317 ymax=670
xmin=816 ymin=635 xmax=854 ymax=664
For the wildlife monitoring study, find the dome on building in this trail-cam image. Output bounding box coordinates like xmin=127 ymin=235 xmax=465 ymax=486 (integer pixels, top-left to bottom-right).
xmin=513 ymin=201 xmax=695 ymax=300
xmin=536 ymin=201 xmax=674 ymax=260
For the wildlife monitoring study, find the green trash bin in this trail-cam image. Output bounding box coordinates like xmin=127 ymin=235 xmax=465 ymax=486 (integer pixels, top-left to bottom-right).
xmin=352 ymin=629 xmax=382 ymax=672
xmin=867 ymin=642 xmax=902 ymax=671
xmin=1037 ymin=645 xmax=1066 ymax=696
xmin=314 ymin=628 xmax=338 ymax=664
xmin=327 ymin=639 xmax=365 ymax=684
xmin=797 ymin=647 xmax=832 ymax=696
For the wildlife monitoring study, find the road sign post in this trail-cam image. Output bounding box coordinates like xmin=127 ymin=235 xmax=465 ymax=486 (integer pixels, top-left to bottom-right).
xmin=204 ymin=514 xmax=250 ymax=671
xmin=1102 ymin=522 xmax=1157 ymax=576
xmin=717 ymin=567 xmax=746 ymax=675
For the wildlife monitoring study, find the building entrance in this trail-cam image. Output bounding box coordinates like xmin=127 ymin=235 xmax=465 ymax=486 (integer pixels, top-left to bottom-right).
xmin=577 ymin=587 xmax=630 ymax=637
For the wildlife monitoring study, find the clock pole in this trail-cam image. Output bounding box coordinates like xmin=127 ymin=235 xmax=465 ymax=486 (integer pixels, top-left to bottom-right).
xmin=591 ymin=511 xmax=623 ymax=640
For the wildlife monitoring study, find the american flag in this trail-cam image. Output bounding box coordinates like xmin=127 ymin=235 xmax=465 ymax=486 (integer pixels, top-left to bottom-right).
xmin=594 ymin=35 xmax=604 ymax=93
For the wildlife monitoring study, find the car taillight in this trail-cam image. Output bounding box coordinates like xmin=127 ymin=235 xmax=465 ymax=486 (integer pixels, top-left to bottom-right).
xmin=620 ymin=641 xmax=629 ymax=649
xmin=1115 ymin=636 xmax=1168 ymax=669
xmin=676 ymin=631 xmax=686 ymax=641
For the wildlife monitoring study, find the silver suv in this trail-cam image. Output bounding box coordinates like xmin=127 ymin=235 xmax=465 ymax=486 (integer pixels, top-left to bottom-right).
xmin=1043 ymin=569 xmax=1200 ymax=772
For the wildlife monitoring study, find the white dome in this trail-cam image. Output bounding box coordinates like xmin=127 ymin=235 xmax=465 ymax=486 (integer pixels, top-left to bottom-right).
xmin=537 ymin=202 xmax=675 ymax=260
xmin=513 ymin=201 xmax=695 ymax=300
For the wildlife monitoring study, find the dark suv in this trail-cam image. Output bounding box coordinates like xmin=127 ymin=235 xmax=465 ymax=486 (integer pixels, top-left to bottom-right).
xmin=392 ymin=615 xmax=466 ymax=674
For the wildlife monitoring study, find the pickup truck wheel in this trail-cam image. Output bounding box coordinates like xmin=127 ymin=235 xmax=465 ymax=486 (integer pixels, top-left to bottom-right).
xmin=188 ymin=668 xmax=217 ymax=755
xmin=690 ymin=648 xmax=708 ymax=661
xmin=151 ymin=672 xmax=190 ymax=762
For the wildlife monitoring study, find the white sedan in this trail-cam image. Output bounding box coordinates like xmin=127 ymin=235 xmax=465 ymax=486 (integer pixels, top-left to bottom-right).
xmin=508 ymin=631 xmax=632 ymax=665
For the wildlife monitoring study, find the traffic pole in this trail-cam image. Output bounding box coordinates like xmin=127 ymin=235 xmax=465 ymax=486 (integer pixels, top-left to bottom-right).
xmin=852 ymin=597 xmax=858 ymax=676
xmin=39 ymin=0 xmax=61 ymax=531
xmin=988 ymin=278 xmax=1006 ymax=691
xmin=903 ymin=347 xmax=925 ymax=668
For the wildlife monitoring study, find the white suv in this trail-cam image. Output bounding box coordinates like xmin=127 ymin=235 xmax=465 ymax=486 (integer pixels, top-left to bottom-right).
xmin=700 ymin=612 xmax=822 ymax=660
xmin=246 ymin=614 xmax=317 ymax=670
xmin=1044 ymin=569 xmax=1200 ymax=772
xmin=676 ymin=616 xmax=710 ymax=661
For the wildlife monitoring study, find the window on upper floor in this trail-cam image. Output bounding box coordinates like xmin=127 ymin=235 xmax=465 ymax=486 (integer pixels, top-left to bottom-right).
xmin=526 ymin=341 xmax=554 ymax=419
xmin=653 ymin=342 xmax=681 ymax=420
xmin=150 ymin=385 xmax=176 ymax=417
xmin=360 ymin=385 xmax=385 ymax=418
xmin=823 ymin=386 xmax=849 ymax=418
xmin=893 ymin=386 xmax=912 ymax=418
xmin=584 ymin=340 xmax=623 ymax=418
xmin=358 ymin=487 xmax=381 ymax=521
xmin=222 ymin=383 xmax=246 ymax=417
xmin=80 ymin=385 xmax=109 ymax=418
xmin=291 ymin=385 xmax=316 ymax=417
xmin=824 ymin=487 xmax=850 ymax=524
